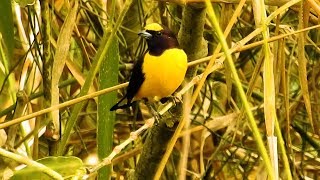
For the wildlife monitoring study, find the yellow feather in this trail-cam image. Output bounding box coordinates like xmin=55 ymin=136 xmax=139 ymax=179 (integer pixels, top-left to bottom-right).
xmin=135 ymin=48 xmax=188 ymax=100
xmin=144 ymin=23 xmax=163 ymax=31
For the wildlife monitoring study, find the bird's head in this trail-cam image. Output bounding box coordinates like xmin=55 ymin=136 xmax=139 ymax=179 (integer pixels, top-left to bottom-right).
xmin=138 ymin=23 xmax=180 ymax=56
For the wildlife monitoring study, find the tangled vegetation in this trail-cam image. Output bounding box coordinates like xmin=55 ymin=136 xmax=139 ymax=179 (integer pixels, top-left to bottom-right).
xmin=0 ymin=0 xmax=320 ymax=179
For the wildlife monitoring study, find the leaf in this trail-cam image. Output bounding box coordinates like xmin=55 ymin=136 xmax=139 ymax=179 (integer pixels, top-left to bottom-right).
xmin=0 ymin=129 xmax=7 ymax=146
xmin=51 ymin=1 xmax=79 ymax=139
xmin=97 ymin=37 xmax=119 ymax=179
xmin=297 ymin=1 xmax=315 ymax=132
xmin=14 ymin=0 xmax=35 ymax=7
xmin=0 ymin=0 xmax=14 ymax=62
xmin=11 ymin=156 xmax=85 ymax=179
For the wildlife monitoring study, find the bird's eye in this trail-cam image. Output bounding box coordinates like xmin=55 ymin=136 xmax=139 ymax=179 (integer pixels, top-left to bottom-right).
xmin=156 ymin=31 xmax=162 ymax=36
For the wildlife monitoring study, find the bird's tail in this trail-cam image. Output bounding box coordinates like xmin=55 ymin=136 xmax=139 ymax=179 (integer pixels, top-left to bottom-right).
xmin=110 ymin=96 xmax=133 ymax=111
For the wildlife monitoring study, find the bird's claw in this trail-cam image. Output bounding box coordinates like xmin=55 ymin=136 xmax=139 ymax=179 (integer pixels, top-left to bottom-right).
xmin=153 ymin=112 xmax=162 ymax=125
xmin=144 ymin=99 xmax=162 ymax=125
xmin=160 ymin=95 xmax=182 ymax=106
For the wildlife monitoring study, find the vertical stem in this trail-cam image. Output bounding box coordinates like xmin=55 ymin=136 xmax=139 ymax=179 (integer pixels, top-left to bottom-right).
xmin=56 ymin=0 xmax=133 ymax=156
xmin=39 ymin=0 xmax=51 ymax=158
xmin=97 ymin=37 xmax=119 ymax=179
xmin=205 ymin=0 xmax=274 ymax=179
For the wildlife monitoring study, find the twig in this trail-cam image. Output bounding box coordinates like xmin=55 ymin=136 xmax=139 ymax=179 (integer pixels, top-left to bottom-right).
xmin=0 ymin=24 xmax=318 ymax=129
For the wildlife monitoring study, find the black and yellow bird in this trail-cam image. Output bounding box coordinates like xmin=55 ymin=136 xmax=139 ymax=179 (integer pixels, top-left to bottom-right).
xmin=110 ymin=23 xmax=188 ymax=116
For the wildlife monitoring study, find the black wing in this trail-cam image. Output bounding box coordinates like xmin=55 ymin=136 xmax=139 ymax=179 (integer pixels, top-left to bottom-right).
xmin=110 ymin=56 xmax=145 ymax=111
xmin=126 ymin=56 xmax=145 ymax=101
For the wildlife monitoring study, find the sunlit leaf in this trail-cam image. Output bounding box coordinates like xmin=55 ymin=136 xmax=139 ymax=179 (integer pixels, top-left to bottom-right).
xmin=14 ymin=0 xmax=35 ymax=7
xmin=11 ymin=156 xmax=86 ymax=179
xmin=0 ymin=0 xmax=14 ymax=62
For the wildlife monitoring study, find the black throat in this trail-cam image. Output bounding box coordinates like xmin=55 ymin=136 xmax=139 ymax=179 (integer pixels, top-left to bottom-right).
xmin=146 ymin=30 xmax=180 ymax=56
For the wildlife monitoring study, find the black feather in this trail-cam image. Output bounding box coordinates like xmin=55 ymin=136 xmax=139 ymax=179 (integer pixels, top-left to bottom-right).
xmin=145 ymin=28 xmax=180 ymax=56
xmin=110 ymin=57 xmax=145 ymax=111
xmin=110 ymin=24 xmax=180 ymax=111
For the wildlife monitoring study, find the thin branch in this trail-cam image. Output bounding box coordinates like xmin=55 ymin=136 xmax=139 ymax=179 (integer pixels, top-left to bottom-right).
xmin=0 ymin=24 xmax=319 ymax=130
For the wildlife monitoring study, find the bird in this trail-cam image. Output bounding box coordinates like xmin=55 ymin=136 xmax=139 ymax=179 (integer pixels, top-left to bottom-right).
xmin=110 ymin=23 xmax=188 ymax=119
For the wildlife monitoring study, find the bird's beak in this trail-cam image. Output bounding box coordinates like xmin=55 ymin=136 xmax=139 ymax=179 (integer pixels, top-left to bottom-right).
xmin=138 ymin=30 xmax=152 ymax=39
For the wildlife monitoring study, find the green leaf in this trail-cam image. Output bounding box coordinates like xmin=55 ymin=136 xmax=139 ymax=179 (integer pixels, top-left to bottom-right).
xmin=11 ymin=156 xmax=86 ymax=179
xmin=14 ymin=0 xmax=35 ymax=7
xmin=0 ymin=0 xmax=14 ymax=62
xmin=97 ymin=37 xmax=119 ymax=179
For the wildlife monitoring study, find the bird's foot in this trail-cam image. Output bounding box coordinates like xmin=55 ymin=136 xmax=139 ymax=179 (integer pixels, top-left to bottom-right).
xmin=144 ymin=99 xmax=162 ymax=125
xmin=153 ymin=111 xmax=162 ymax=125
xmin=160 ymin=95 xmax=182 ymax=106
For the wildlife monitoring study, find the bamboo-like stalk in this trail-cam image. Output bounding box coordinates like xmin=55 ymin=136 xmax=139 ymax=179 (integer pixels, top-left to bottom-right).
xmin=252 ymin=0 xmax=278 ymax=178
xmin=1 ymin=23 xmax=319 ymax=130
xmin=96 ymin=0 xmax=117 ymax=178
xmin=275 ymin=116 xmax=293 ymax=179
xmin=155 ymin=3 xmax=208 ymax=179
xmin=2 ymin=0 xmax=320 ymax=178
xmin=87 ymin=71 xmax=205 ymax=177
xmin=205 ymin=0 xmax=274 ymax=179
xmin=5 ymin=91 xmax=28 ymax=149
xmin=51 ymin=1 xmax=79 ymax=141
xmin=0 ymin=1 xmax=15 ymax=110
xmin=56 ymin=0 xmax=133 ymax=155
xmin=157 ymin=0 xmax=294 ymax=6
xmin=297 ymin=0 xmax=316 ymax=133
xmin=37 ymin=0 xmax=51 ymax=159
xmin=0 ymin=1 xmax=31 ymax=156
xmin=97 ymin=38 xmax=119 ymax=179
xmin=0 ymin=33 xmax=16 ymax=105
xmin=178 ymin=92 xmax=191 ymax=180
xmin=97 ymin=4 xmax=119 ymax=177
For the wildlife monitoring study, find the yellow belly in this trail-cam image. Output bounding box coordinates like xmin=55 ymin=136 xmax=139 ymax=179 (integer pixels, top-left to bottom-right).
xmin=135 ymin=48 xmax=188 ymax=99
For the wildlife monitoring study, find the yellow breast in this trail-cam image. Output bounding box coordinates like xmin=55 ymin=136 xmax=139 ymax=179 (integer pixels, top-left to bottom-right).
xmin=135 ymin=48 xmax=187 ymax=99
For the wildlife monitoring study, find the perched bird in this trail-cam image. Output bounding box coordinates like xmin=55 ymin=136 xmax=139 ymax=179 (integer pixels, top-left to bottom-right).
xmin=110 ymin=23 xmax=188 ymax=117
